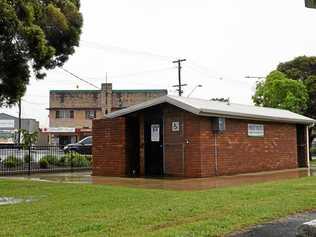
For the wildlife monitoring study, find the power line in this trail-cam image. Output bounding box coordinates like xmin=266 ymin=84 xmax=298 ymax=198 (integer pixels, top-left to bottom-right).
xmin=110 ymin=66 xmax=175 ymax=79
xmin=22 ymin=99 xmax=47 ymax=106
xmin=186 ymin=64 xmax=223 ymax=81
xmin=61 ymin=68 xmax=100 ymax=89
xmin=81 ymin=40 xmax=173 ymax=61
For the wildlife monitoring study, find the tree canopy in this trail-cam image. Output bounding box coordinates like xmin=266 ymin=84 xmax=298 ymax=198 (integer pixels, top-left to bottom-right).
xmin=305 ymin=0 xmax=316 ymax=8
xmin=252 ymin=70 xmax=309 ymax=114
xmin=277 ymin=56 xmax=316 ymax=119
xmin=0 ymin=0 xmax=83 ymax=106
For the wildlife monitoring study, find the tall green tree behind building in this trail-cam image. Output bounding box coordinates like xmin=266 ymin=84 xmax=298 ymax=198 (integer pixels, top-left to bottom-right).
xmin=252 ymin=70 xmax=309 ymax=114
xmin=277 ymin=56 xmax=316 ymax=120
xmin=306 ymin=0 xmax=316 ymax=8
xmin=0 ymin=0 xmax=83 ymax=106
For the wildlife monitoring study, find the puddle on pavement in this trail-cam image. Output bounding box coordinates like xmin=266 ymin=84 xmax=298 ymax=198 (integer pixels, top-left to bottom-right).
xmin=2 ymin=168 xmax=316 ymax=191
xmin=0 ymin=197 xmax=36 ymax=206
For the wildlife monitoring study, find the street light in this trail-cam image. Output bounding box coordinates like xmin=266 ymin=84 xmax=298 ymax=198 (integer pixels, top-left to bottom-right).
xmin=187 ymin=85 xmax=203 ymax=98
xmin=245 ymin=76 xmax=265 ymax=80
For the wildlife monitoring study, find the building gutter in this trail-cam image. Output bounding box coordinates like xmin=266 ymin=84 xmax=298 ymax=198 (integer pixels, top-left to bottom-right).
xmin=199 ymin=110 xmax=315 ymax=125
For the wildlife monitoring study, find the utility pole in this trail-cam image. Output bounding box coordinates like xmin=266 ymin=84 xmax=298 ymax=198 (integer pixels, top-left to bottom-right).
xmin=18 ymin=98 xmax=21 ymax=145
xmin=172 ymin=59 xmax=187 ymax=96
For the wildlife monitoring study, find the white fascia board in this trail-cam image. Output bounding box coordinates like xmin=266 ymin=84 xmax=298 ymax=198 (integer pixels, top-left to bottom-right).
xmin=199 ymin=109 xmax=315 ymax=125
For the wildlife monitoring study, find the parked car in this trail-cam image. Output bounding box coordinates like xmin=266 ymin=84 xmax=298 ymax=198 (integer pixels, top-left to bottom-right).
xmin=63 ymin=136 xmax=92 ymax=155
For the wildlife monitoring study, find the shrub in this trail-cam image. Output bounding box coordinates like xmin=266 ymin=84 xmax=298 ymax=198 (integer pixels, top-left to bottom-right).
xmin=59 ymin=153 xmax=91 ymax=167
xmin=39 ymin=158 xmax=49 ymax=169
xmin=40 ymin=155 xmax=58 ymax=165
xmin=71 ymin=154 xmax=90 ymax=167
xmin=311 ymin=146 xmax=316 ymax=155
xmin=3 ymin=156 xmax=21 ymax=168
xmin=23 ymin=154 xmax=33 ymax=163
xmin=58 ymin=156 xmax=68 ymax=167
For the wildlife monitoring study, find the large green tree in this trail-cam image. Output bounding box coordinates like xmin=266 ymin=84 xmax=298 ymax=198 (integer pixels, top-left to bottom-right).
xmin=0 ymin=0 xmax=83 ymax=106
xmin=277 ymin=56 xmax=316 ymax=120
xmin=306 ymin=0 xmax=316 ymax=8
xmin=252 ymin=70 xmax=309 ymax=114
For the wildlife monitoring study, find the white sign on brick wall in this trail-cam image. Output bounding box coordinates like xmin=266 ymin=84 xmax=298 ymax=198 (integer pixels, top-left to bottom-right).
xmin=151 ymin=124 xmax=160 ymax=142
xmin=172 ymin=121 xmax=180 ymax=132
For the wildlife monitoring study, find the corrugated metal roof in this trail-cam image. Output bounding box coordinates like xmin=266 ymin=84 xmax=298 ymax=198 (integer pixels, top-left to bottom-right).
xmin=106 ymin=95 xmax=315 ymax=125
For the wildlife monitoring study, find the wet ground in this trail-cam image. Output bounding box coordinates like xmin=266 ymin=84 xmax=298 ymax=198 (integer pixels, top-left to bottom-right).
xmin=228 ymin=211 xmax=316 ymax=237
xmin=0 ymin=196 xmax=36 ymax=205
xmin=2 ymin=168 xmax=316 ymax=191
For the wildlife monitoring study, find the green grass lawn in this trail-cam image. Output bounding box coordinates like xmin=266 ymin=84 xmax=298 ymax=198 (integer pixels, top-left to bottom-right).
xmin=1 ymin=177 xmax=316 ymax=237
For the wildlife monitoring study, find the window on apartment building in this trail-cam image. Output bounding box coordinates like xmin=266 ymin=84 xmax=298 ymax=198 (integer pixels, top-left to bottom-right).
xmin=56 ymin=110 xmax=74 ymax=119
xmin=86 ymin=110 xmax=96 ymax=119
xmin=248 ymin=124 xmax=264 ymax=137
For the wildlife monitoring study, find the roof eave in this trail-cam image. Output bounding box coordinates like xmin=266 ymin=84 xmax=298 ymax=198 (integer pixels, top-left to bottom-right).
xmin=199 ymin=109 xmax=315 ymax=125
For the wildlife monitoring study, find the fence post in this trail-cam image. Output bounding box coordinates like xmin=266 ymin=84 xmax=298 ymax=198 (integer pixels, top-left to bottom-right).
xmin=70 ymin=151 xmax=74 ymax=172
xmin=28 ymin=146 xmax=31 ymax=176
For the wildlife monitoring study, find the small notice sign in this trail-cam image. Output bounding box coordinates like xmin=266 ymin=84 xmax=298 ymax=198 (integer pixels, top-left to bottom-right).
xmin=172 ymin=121 xmax=180 ymax=132
xmin=151 ymin=124 xmax=160 ymax=142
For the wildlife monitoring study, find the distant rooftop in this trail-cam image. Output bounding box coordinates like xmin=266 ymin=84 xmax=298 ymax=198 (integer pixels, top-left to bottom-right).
xmin=50 ymin=89 xmax=167 ymax=94
xmin=50 ymin=90 xmax=99 ymax=94
xmin=113 ymin=89 xmax=167 ymax=93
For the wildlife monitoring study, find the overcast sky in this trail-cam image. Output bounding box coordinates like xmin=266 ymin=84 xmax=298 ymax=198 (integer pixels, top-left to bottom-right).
xmin=2 ymin=0 xmax=316 ymax=127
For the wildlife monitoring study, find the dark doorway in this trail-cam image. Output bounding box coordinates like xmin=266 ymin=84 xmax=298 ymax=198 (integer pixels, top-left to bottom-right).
xmin=144 ymin=111 xmax=164 ymax=176
xmin=297 ymin=125 xmax=307 ymax=168
xmin=126 ymin=116 xmax=140 ymax=176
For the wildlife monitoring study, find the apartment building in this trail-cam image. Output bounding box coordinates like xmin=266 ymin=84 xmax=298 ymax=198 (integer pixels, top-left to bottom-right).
xmin=47 ymin=83 xmax=167 ymax=145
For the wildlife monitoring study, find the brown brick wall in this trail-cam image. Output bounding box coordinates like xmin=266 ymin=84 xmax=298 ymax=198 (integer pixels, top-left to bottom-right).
xmin=92 ymin=118 xmax=127 ymax=176
xmin=181 ymin=115 xmax=298 ymax=177
xmin=214 ymin=119 xmax=298 ymax=176
xmin=163 ymin=106 xmax=299 ymax=178
xmin=163 ymin=106 xmax=185 ymax=176
xmin=92 ymin=105 xmax=301 ymax=178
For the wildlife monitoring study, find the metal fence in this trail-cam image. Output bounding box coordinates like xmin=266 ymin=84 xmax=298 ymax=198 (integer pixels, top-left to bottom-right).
xmin=0 ymin=145 xmax=91 ymax=176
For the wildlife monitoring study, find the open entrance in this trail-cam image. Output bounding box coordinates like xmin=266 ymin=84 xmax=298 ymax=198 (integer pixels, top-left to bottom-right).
xmin=144 ymin=110 xmax=164 ymax=176
xmin=297 ymin=125 xmax=308 ymax=168
xmin=126 ymin=116 xmax=140 ymax=176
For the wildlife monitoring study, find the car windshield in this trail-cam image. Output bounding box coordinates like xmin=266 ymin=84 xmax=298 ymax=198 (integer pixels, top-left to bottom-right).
xmin=79 ymin=136 xmax=92 ymax=145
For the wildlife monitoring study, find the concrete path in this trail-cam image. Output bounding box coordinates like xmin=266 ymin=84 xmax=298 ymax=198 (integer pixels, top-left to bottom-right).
xmin=1 ymin=168 xmax=315 ymax=191
xmin=229 ymin=212 xmax=316 ymax=237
